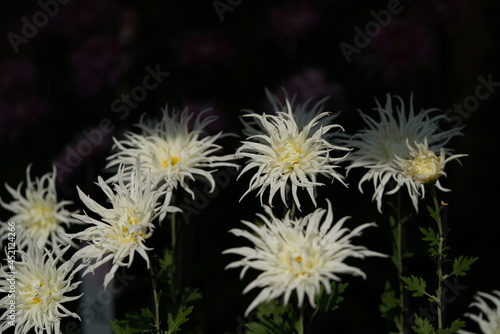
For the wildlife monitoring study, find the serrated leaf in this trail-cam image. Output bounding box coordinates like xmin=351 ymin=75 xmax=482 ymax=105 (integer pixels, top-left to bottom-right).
xmin=313 ymin=281 xmax=348 ymax=316
xmin=411 ymin=315 xmax=436 ymax=334
xmin=166 ymin=305 xmax=194 ymax=334
xmin=109 ymin=320 xmax=139 ymax=334
xmin=181 ymin=286 xmax=203 ymax=305
xmin=246 ymin=318 xmax=293 ymax=334
xmin=401 ymin=276 xmax=429 ymax=298
xmin=436 ymin=319 xmax=466 ymax=334
xmin=246 ymin=302 xmax=296 ymax=334
xmin=420 ymin=227 xmax=439 ymax=247
xmin=379 ymin=282 xmax=402 ymax=330
xmin=450 ymin=256 xmax=478 ymax=277
xmin=256 ymin=300 xmax=289 ymax=318
xmin=427 ymin=205 xmax=438 ymax=221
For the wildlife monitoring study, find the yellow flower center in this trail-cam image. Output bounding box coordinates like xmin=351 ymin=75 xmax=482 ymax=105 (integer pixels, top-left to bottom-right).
xmin=19 ymin=281 xmax=57 ymax=308
xmin=116 ymin=212 xmax=146 ymax=243
xmin=28 ymin=204 xmax=57 ymax=230
xmin=276 ymin=138 xmax=303 ymax=170
xmin=279 ymin=246 xmax=317 ymax=278
xmin=404 ymin=150 xmax=442 ymax=184
xmin=162 ymin=156 xmax=180 ymax=168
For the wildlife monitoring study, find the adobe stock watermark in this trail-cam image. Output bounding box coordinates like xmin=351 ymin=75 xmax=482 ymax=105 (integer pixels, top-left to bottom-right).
xmin=7 ymin=0 xmax=72 ymax=54
xmin=55 ymin=65 xmax=170 ymax=182
xmin=179 ymin=166 xmax=239 ymax=224
xmin=224 ymin=309 xmax=259 ymax=334
xmin=339 ymin=0 xmax=412 ymax=64
xmin=64 ymin=268 xmax=136 ymax=334
xmin=444 ymin=73 xmax=499 ymax=128
xmin=408 ymin=277 xmax=468 ymax=327
xmin=213 ymin=0 xmax=244 ymax=22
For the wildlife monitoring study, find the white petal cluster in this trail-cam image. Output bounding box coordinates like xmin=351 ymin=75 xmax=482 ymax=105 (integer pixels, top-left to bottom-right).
xmin=106 ymin=106 xmax=237 ymax=199
xmin=0 ymin=165 xmax=79 ymax=254
xmin=241 ymin=89 xmax=342 ymax=142
xmin=342 ymin=94 xmax=463 ymax=212
xmin=458 ymin=290 xmax=500 ymax=334
xmin=237 ymin=99 xmax=349 ymax=211
xmin=0 ymin=238 xmax=82 ymax=334
xmin=223 ymin=200 xmax=385 ymax=316
xmin=71 ymin=158 xmax=179 ymax=288
xmin=393 ymin=139 xmax=467 ymax=209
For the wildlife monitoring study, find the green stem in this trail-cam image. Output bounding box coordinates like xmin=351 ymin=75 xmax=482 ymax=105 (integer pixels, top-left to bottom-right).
xmin=169 ymin=208 xmax=179 ymax=306
xmin=395 ymin=194 xmax=405 ymax=334
xmin=150 ymin=265 xmax=161 ymax=331
xmin=430 ymin=185 xmax=444 ymax=330
xmin=298 ymin=307 xmax=304 ymax=334
xmin=290 ymin=201 xmax=296 ymax=219
xmin=171 ymin=210 xmax=177 ymax=250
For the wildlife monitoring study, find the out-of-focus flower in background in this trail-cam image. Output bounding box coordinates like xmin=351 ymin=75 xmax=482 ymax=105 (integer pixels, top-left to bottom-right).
xmin=360 ymin=20 xmax=435 ymax=88
xmin=177 ymin=31 xmax=234 ymax=69
xmin=268 ymin=3 xmax=322 ymax=37
xmin=71 ymin=35 xmax=124 ymax=97
xmin=0 ymin=60 xmax=47 ymax=142
xmin=270 ymin=69 xmax=346 ymax=110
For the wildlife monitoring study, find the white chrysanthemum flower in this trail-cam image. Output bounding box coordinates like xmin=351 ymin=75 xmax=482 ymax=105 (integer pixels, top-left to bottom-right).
xmin=223 ymin=200 xmax=385 ymax=316
xmin=458 ymin=290 xmax=500 ymax=334
xmin=241 ymin=89 xmax=341 ymax=141
xmin=342 ymin=94 xmax=463 ymax=212
xmin=393 ymin=139 xmax=467 ymax=208
xmin=0 ymin=237 xmax=82 ymax=334
xmin=106 ymin=106 xmax=238 ymax=199
xmin=236 ymin=100 xmax=350 ymax=211
xmin=0 ymin=165 xmax=79 ymax=253
xmin=71 ymin=157 xmax=180 ymax=288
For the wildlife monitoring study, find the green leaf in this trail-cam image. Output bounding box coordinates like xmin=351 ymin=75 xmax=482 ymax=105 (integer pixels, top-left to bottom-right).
xmin=313 ymin=281 xmax=348 ymax=317
xmin=109 ymin=320 xmax=140 ymax=334
xmin=181 ymin=286 xmax=203 ymax=305
xmin=246 ymin=301 xmax=296 ymax=334
xmin=449 ymin=256 xmax=478 ymax=277
xmin=401 ymin=276 xmax=429 ymax=298
xmin=420 ymin=227 xmax=439 ymax=247
xmin=427 ymin=205 xmax=437 ymax=220
xmin=379 ymin=282 xmax=402 ymax=331
xmin=437 ymin=319 xmax=466 ymax=334
xmin=166 ymin=305 xmax=194 ymax=334
xmin=256 ymin=299 xmax=290 ymax=319
xmin=411 ymin=315 xmax=436 ymax=334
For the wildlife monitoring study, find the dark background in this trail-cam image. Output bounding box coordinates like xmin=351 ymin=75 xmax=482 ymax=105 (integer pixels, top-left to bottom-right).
xmin=1 ymin=0 xmax=499 ymax=333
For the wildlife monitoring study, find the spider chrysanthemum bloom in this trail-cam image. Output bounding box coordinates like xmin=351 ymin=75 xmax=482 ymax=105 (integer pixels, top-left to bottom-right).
xmin=393 ymin=139 xmax=467 ymax=208
xmin=71 ymin=158 xmax=180 ymax=288
xmin=0 ymin=239 xmax=82 ymax=334
xmin=342 ymin=94 xmax=463 ymax=212
xmin=237 ymin=100 xmax=350 ymax=211
xmin=106 ymin=106 xmax=238 ymax=200
xmin=223 ymin=200 xmax=385 ymax=316
xmin=241 ymin=89 xmax=342 ymax=142
xmin=0 ymin=165 xmax=79 ymax=253
xmin=458 ymin=290 xmax=500 ymax=334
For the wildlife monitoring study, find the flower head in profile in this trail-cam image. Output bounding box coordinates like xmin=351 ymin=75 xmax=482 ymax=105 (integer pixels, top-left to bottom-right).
xmin=342 ymin=94 xmax=463 ymax=212
xmin=71 ymin=157 xmax=179 ymax=288
xmin=0 ymin=165 xmax=79 ymax=253
xmin=394 ymin=139 xmax=467 ymax=208
xmin=0 ymin=235 xmax=82 ymax=334
xmin=223 ymin=200 xmax=385 ymax=316
xmin=458 ymin=290 xmax=500 ymax=334
xmin=107 ymin=106 xmax=237 ymax=200
xmin=237 ymin=99 xmax=349 ymax=211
